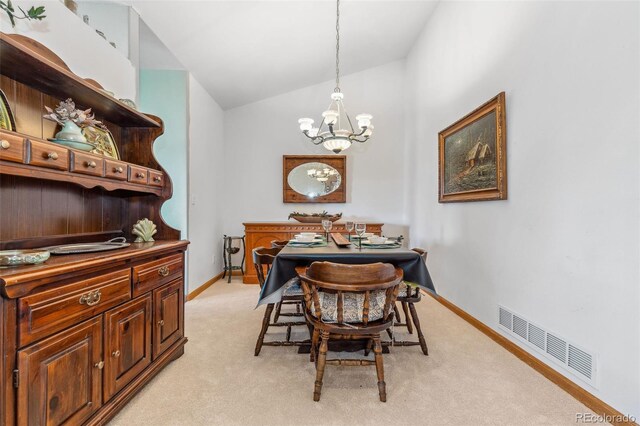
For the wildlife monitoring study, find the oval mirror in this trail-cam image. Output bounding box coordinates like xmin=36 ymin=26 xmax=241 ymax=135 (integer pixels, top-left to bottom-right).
xmin=287 ymin=162 xmax=342 ymax=199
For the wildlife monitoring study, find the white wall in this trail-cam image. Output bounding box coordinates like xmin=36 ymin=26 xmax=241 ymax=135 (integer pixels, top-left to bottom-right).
xmin=222 ymin=61 xmax=408 ymax=238
xmin=188 ymin=74 xmax=225 ymax=291
xmin=1 ymin=0 xmax=136 ymax=100
xmin=404 ymin=0 xmax=639 ymax=417
xmin=76 ymin=1 xmax=130 ymax=59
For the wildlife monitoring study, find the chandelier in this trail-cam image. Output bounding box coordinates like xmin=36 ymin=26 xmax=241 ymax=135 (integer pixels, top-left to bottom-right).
xmin=307 ymin=167 xmax=338 ymax=182
xmin=298 ymin=0 xmax=373 ymax=154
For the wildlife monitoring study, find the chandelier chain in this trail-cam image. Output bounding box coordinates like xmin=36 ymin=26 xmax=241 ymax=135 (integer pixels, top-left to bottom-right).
xmin=335 ymin=0 xmax=340 ymax=92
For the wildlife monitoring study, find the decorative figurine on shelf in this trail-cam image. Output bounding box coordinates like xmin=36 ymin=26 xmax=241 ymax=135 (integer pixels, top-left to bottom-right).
xmin=132 ymin=219 xmax=157 ymax=243
xmin=43 ymin=98 xmax=105 ymax=151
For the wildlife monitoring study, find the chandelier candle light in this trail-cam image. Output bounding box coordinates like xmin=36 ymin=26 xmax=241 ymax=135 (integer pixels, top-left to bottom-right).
xmin=298 ymin=0 xmax=373 ymax=154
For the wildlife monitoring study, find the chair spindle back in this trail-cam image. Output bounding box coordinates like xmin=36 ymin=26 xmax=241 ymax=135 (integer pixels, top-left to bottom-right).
xmin=299 ymin=262 xmax=403 ymax=326
xmin=252 ymin=247 xmax=282 ymax=288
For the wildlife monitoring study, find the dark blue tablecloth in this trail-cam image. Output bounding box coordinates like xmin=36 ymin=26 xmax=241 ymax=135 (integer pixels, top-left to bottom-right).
xmin=257 ymin=242 xmax=436 ymax=305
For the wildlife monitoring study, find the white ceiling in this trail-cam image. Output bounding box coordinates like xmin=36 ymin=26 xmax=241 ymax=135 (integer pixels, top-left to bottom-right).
xmin=132 ymin=1 xmax=438 ymax=110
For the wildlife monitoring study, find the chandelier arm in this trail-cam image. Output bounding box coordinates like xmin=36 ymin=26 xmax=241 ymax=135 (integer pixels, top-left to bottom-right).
xmin=351 ymin=127 xmax=368 ymax=137
xmin=328 ymin=123 xmax=336 ymax=137
xmin=349 ymin=135 xmax=370 ymax=144
xmin=303 ymin=131 xmax=326 ymax=145
xmin=344 ymin=110 xmax=356 ymax=133
xmin=317 ymin=116 xmax=327 ymax=134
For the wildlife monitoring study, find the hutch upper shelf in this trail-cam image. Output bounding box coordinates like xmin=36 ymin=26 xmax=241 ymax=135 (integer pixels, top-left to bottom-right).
xmin=0 ymin=33 xmax=159 ymax=128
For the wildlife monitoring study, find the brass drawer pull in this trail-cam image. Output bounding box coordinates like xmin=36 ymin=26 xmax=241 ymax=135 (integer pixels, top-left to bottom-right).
xmin=95 ymin=361 xmax=104 ymax=370
xmin=112 ymin=350 xmax=121 ymax=358
xmin=79 ymin=290 xmax=101 ymax=306
xmin=136 ymin=172 xmax=145 ymax=179
xmin=114 ymin=166 xmax=124 ymax=173
xmin=153 ymin=176 xmax=162 ymax=182
xmin=0 ymin=139 xmax=10 ymax=149
xmin=158 ymin=266 xmax=170 ymax=277
xmin=46 ymin=152 xmax=59 ymax=160
xmin=85 ymin=160 xmax=97 ymax=168
xmin=158 ymin=319 xmax=165 ymax=327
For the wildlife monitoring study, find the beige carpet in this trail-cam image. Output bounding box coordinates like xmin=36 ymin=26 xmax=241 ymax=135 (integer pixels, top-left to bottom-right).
xmin=109 ymin=277 xmax=596 ymax=426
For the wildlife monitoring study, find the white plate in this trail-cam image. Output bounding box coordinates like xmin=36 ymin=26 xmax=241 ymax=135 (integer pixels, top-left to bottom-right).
xmin=360 ymin=240 xmax=397 ymax=246
xmin=350 ymin=233 xmax=374 ymax=239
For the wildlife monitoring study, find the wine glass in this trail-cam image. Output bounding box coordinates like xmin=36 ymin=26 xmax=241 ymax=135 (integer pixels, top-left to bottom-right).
xmin=355 ymin=223 xmax=366 ymax=250
xmin=345 ymin=221 xmax=354 ymax=241
xmin=322 ymin=219 xmax=333 ymax=240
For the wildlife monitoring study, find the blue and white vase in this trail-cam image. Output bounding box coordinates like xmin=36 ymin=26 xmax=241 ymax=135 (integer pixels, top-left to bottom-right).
xmin=55 ymin=120 xmax=87 ymax=143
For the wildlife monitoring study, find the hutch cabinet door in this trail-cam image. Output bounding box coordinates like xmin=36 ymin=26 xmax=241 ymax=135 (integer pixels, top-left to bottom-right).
xmin=103 ymin=295 xmax=152 ymax=401
xmin=16 ymin=317 xmax=103 ymax=426
xmin=152 ymin=279 xmax=184 ymax=359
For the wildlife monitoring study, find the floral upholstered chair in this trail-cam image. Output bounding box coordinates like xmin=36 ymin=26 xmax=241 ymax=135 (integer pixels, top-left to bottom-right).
xmin=298 ymin=261 xmax=402 ymax=402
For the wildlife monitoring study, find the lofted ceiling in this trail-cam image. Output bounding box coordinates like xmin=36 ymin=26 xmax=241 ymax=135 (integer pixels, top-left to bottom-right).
xmin=132 ymin=1 xmax=438 ymax=110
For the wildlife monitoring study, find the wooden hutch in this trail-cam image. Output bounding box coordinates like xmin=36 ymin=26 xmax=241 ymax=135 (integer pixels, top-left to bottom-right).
xmin=0 ymin=34 xmax=188 ymax=425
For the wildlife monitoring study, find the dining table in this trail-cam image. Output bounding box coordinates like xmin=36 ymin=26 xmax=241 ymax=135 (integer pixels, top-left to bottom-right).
xmin=257 ymin=237 xmax=436 ymax=306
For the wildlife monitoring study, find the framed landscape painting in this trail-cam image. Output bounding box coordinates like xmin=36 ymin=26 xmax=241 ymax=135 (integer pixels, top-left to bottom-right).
xmin=438 ymin=92 xmax=507 ymax=203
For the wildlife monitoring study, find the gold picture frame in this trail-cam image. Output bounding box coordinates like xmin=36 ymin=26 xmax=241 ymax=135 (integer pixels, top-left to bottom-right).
xmin=82 ymin=126 xmax=120 ymax=159
xmin=0 ymin=89 xmax=16 ymax=131
xmin=438 ymin=92 xmax=507 ymax=203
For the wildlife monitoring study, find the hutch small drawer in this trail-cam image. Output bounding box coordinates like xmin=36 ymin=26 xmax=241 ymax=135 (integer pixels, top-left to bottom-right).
xmin=29 ymin=139 xmax=69 ymax=170
xmin=129 ymin=164 xmax=149 ymax=184
xmin=149 ymin=169 xmax=164 ymax=187
xmin=132 ymin=253 xmax=183 ymax=298
xmin=104 ymin=158 xmax=128 ymax=180
xmin=17 ymin=269 xmax=132 ymax=347
xmin=0 ymin=130 xmax=26 ymax=163
xmin=70 ymin=151 xmax=105 ymax=177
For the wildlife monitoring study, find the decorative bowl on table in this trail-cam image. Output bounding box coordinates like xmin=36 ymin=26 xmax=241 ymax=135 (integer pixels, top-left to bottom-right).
xmin=288 ymin=211 xmax=342 ymax=223
xmin=0 ymin=249 xmax=50 ymax=267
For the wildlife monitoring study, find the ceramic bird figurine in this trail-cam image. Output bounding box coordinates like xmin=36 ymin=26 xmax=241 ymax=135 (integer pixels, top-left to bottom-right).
xmin=132 ymin=218 xmax=157 ymax=242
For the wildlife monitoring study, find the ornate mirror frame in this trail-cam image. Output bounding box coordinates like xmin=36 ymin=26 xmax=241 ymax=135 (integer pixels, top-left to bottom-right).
xmin=283 ymin=155 xmax=346 ymax=203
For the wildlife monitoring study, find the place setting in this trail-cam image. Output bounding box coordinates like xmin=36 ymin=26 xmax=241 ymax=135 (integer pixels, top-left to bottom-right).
xmin=287 ymin=232 xmax=328 ymax=248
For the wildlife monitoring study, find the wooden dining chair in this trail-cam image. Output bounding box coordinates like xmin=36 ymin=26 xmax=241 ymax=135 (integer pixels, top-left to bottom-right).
xmin=269 ymin=240 xmax=304 ymax=323
xmin=391 ymin=248 xmax=429 ymax=355
xmin=298 ymin=262 xmax=403 ymax=402
xmin=270 ymin=239 xmax=290 ymax=249
xmin=253 ymin=247 xmax=307 ymax=356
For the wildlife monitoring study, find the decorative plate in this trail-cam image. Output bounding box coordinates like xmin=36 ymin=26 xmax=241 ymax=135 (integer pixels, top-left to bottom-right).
xmin=0 ymin=250 xmax=50 ymax=267
xmin=287 ymin=241 xmax=328 ymax=248
xmin=45 ymin=237 xmax=129 ymax=255
xmin=0 ymin=88 xmax=16 ymax=131
xmin=82 ymin=126 xmax=120 ymax=159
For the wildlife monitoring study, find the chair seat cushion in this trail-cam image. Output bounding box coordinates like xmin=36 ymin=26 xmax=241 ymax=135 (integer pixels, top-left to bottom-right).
xmin=314 ymin=290 xmax=386 ymax=323
xmin=398 ymin=282 xmax=410 ymax=297
xmin=282 ymin=277 xmax=304 ymax=296
xmin=398 ymin=281 xmax=420 ymax=297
